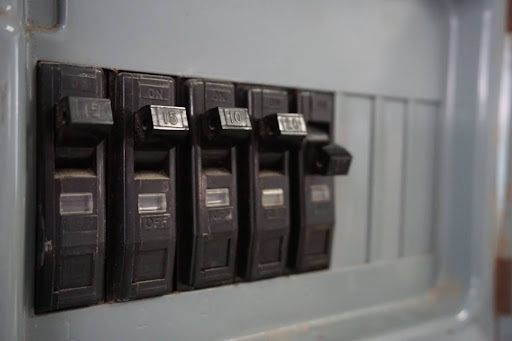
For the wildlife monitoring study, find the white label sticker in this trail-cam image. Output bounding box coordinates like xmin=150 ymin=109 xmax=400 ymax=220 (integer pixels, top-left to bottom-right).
xmin=206 ymin=188 xmax=230 ymax=207
xmin=60 ymin=193 xmax=93 ymax=215
xmin=262 ymin=188 xmax=285 ymax=207
xmin=310 ymin=184 xmax=331 ymax=203
xmin=138 ymin=193 xmax=167 ymax=214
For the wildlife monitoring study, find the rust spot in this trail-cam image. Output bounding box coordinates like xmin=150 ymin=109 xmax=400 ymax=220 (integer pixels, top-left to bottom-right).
xmin=497 ymin=183 xmax=512 ymax=256
xmin=427 ymin=280 xmax=461 ymax=299
xmin=25 ymin=25 xmax=61 ymax=35
xmin=498 ymin=228 xmax=510 ymax=256
xmin=495 ymin=257 xmax=512 ymax=314
xmin=0 ymin=4 xmax=13 ymax=16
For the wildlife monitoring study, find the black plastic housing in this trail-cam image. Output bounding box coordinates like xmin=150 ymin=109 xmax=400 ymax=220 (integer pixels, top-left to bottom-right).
xmin=34 ymin=61 xmax=352 ymax=312
xmin=107 ymin=72 xmax=186 ymax=301
xmin=178 ymin=80 xmax=250 ymax=289
xmin=236 ymin=86 xmax=306 ymax=280
xmin=36 ymin=62 xmax=112 ymax=313
xmin=288 ymin=91 xmax=352 ymax=272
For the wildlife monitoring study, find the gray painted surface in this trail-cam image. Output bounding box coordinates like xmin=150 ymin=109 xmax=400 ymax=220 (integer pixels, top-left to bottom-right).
xmin=336 ymin=94 xmax=439 ymax=266
xmin=403 ymin=101 xmax=438 ymax=257
xmin=0 ymin=0 xmax=506 ymax=339
xmin=370 ymin=98 xmax=406 ymax=261
xmin=335 ymin=94 xmax=374 ymax=267
xmin=0 ymin=0 xmax=27 ymax=340
xmin=26 ymin=0 xmax=446 ymax=99
xmin=25 ymin=0 xmax=58 ymax=28
xmin=28 ymin=256 xmax=435 ymax=341
xmin=235 ymin=292 xmax=463 ymax=341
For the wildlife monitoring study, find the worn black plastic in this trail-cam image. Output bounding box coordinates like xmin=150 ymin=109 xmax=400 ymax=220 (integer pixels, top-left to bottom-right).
xmin=36 ymin=62 xmax=112 ymax=313
xmin=178 ymin=80 xmax=250 ymax=289
xmin=288 ymin=91 xmax=352 ymax=272
xmin=258 ymin=113 xmax=308 ymax=146
xmin=236 ymin=86 xmax=306 ymax=280
xmin=108 ymin=72 xmax=186 ymax=300
xmin=202 ymin=107 xmax=251 ymax=145
xmin=36 ymin=61 xmax=352 ymax=311
xmin=310 ymin=143 xmax=352 ymax=176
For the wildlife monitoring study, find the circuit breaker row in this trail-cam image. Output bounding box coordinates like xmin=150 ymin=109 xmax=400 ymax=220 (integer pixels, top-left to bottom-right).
xmin=35 ymin=62 xmax=352 ymax=313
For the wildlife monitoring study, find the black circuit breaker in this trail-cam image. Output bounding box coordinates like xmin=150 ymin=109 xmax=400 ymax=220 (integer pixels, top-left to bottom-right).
xmin=108 ymin=73 xmax=188 ymax=301
xmin=236 ymin=86 xmax=307 ymax=280
xmin=35 ymin=62 xmax=113 ymax=312
xmin=288 ymin=91 xmax=352 ymax=272
xmin=178 ymin=80 xmax=251 ymax=289
xmin=35 ymin=62 xmax=353 ymax=312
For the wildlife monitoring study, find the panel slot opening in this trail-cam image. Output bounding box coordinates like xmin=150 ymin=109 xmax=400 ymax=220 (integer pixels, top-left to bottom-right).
xmin=134 ymin=150 xmax=169 ymax=179
xmin=59 ymin=193 xmax=94 ymax=215
xmin=202 ymin=148 xmax=232 ymax=173
xmin=55 ymin=146 xmax=96 ymax=171
xmin=259 ymin=152 xmax=285 ymax=175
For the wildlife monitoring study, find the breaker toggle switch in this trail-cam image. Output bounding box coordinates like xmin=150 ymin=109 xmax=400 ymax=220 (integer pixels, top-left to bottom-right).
xmin=313 ymin=143 xmax=352 ymax=176
xmin=303 ymin=124 xmax=351 ymax=176
xmin=134 ymin=105 xmax=189 ymax=147
xmin=202 ymin=107 xmax=252 ymax=145
xmin=258 ymin=113 xmax=307 ymax=146
xmin=36 ymin=63 xmax=112 ymax=313
xmin=55 ymin=96 xmax=113 ymax=142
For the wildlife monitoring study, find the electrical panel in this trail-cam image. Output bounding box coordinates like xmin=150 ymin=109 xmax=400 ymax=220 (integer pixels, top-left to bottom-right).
xmin=35 ymin=62 xmax=352 ymax=312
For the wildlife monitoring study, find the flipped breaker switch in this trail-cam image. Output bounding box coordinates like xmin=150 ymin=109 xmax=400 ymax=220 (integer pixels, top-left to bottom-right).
xmin=314 ymin=143 xmax=352 ymax=176
xmin=289 ymin=91 xmax=352 ymax=272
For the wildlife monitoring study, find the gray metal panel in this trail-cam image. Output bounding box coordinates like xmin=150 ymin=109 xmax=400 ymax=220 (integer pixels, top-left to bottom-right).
xmin=18 ymin=0 xmax=455 ymax=338
xmin=370 ymin=98 xmax=406 ymax=262
xmin=434 ymin=0 xmax=505 ymax=339
xmin=26 ymin=0 xmax=446 ymax=99
xmin=402 ymin=101 xmax=438 ymax=257
xmin=0 ymin=0 xmax=27 ymax=340
xmin=27 ymin=256 xmax=435 ymax=341
xmin=334 ymin=93 xmax=373 ymax=267
xmin=24 ymin=0 xmax=58 ymax=28
xmin=0 ymin=0 xmax=505 ymax=339
xmin=236 ymin=291 xmax=462 ymax=341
